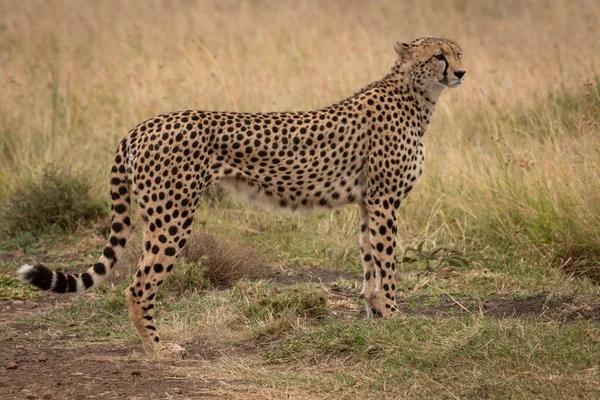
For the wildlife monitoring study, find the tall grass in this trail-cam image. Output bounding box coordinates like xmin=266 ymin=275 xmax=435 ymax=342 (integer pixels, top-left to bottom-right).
xmin=1 ymin=0 xmax=599 ymax=270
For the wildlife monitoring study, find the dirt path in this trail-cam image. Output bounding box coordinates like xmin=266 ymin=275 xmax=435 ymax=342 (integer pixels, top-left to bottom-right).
xmin=0 ymin=294 xmax=268 ymax=400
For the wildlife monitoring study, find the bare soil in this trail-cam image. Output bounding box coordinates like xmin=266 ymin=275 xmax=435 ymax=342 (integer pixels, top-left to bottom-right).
xmin=396 ymin=292 xmax=600 ymax=321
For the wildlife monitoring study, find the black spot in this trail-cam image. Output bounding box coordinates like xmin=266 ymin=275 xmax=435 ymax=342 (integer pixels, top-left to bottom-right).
xmin=154 ymin=264 xmax=164 ymax=273
xmin=53 ymin=272 xmax=67 ymax=293
xmin=93 ymin=262 xmax=106 ymax=275
xmin=168 ymin=226 xmax=178 ymax=235
xmin=152 ymin=245 xmax=160 ymax=255
xmin=81 ymin=273 xmax=94 ymax=289
xmin=182 ymin=217 xmax=193 ymax=229
xmin=103 ymin=246 xmax=116 ymax=260
xmin=114 ymin=204 xmax=127 ymax=214
xmin=26 ymin=264 xmax=53 ymax=291
xmin=67 ymin=275 xmax=78 ymax=292
xmin=112 ymin=222 xmax=123 ymax=233
xmin=165 ymin=247 xmax=176 ymax=256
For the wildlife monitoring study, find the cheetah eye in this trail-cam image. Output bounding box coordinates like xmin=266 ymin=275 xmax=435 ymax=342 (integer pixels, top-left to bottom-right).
xmin=434 ymin=54 xmax=446 ymax=61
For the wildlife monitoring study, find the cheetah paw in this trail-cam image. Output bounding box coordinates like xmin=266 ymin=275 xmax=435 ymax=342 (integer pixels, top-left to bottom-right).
xmin=365 ymin=291 xmax=398 ymax=319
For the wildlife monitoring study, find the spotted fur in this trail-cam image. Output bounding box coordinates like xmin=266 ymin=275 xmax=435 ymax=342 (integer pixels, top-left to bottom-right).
xmin=18 ymin=37 xmax=465 ymax=357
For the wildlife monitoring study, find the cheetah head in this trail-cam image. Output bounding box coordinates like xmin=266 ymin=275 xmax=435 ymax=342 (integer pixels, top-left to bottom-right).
xmin=394 ymin=37 xmax=465 ymax=92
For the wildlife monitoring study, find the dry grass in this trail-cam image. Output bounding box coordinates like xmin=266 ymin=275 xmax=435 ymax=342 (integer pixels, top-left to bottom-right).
xmin=1 ymin=1 xmax=599 ymax=263
xmin=181 ymin=231 xmax=270 ymax=287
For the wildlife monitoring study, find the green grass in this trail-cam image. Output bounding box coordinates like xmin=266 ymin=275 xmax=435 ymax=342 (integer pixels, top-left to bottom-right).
xmin=264 ymin=317 xmax=600 ymax=398
xmin=0 ymin=274 xmax=40 ymax=300
xmin=5 ymin=227 xmax=598 ymax=398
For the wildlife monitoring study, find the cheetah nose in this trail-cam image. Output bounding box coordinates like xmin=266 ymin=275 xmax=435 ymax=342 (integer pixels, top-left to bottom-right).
xmin=454 ymin=70 xmax=466 ymax=79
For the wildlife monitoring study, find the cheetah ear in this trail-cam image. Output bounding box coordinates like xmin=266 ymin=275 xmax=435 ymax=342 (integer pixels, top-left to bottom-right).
xmin=394 ymin=41 xmax=410 ymax=59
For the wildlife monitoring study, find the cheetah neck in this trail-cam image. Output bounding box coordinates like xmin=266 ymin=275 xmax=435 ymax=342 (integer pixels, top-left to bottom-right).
xmin=380 ymin=68 xmax=441 ymax=137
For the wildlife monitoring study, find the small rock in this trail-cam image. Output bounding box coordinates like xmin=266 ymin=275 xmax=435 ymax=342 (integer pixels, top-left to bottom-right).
xmin=5 ymin=306 xmax=11 ymax=311
xmin=38 ymin=352 xmax=48 ymax=362
xmin=170 ymin=387 xmax=183 ymax=394
xmin=130 ymin=370 xmax=141 ymax=376
xmin=13 ymin=300 xmax=25 ymax=306
xmin=15 ymin=345 xmax=25 ymax=350
xmin=6 ymin=362 xmax=18 ymax=370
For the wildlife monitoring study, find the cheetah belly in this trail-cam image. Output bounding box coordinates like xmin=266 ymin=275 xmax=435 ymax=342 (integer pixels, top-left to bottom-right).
xmin=218 ymin=165 xmax=366 ymax=211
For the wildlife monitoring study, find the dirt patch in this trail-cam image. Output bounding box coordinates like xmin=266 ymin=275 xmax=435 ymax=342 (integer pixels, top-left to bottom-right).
xmin=264 ymin=267 xmax=359 ymax=286
xmin=0 ymin=339 xmax=246 ymax=400
xmin=396 ymin=293 xmax=600 ymax=321
xmin=0 ymin=299 xmax=248 ymax=400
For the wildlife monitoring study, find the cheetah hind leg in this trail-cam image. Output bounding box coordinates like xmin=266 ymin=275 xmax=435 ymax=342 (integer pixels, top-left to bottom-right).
xmin=125 ymin=215 xmax=195 ymax=358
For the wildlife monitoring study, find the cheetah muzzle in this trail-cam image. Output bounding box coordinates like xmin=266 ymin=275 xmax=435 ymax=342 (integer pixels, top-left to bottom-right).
xmin=18 ymin=37 xmax=465 ymax=356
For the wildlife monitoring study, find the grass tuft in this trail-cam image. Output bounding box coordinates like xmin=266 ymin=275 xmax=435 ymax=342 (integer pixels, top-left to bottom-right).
xmin=0 ymin=164 xmax=107 ymax=238
xmin=160 ymin=260 xmax=210 ymax=299
xmin=181 ymin=231 xmax=270 ymax=288
xmin=232 ymin=281 xmax=328 ymax=321
xmin=230 ymin=280 xmax=328 ymax=341
xmin=0 ymin=274 xmax=41 ymax=300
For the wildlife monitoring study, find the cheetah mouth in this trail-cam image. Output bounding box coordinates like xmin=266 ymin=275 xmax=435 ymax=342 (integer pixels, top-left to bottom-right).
xmin=440 ymin=78 xmax=463 ymax=88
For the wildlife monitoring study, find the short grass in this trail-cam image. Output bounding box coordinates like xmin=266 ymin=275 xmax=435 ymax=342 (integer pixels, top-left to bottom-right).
xmin=1 ymin=0 xmax=599 ymax=398
xmin=3 ymin=222 xmax=598 ymax=399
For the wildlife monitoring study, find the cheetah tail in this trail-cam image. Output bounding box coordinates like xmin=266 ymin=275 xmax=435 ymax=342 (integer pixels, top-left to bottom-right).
xmin=17 ymin=141 xmax=133 ymax=294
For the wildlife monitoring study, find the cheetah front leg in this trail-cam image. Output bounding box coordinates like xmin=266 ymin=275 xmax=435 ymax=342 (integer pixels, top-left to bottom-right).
xmin=362 ymin=201 xmax=399 ymax=318
xmin=358 ymin=202 xmax=378 ymax=317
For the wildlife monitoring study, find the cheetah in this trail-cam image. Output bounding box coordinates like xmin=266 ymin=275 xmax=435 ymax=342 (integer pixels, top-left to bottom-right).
xmin=18 ymin=37 xmax=465 ymax=357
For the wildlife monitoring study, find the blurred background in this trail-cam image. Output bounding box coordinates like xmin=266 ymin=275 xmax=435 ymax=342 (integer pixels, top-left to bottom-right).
xmin=1 ymin=0 xmax=599 ymax=279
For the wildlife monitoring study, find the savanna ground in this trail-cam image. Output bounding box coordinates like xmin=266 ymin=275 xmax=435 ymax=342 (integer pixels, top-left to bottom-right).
xmin=1 ymin=0 xmax=600 ymax=398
